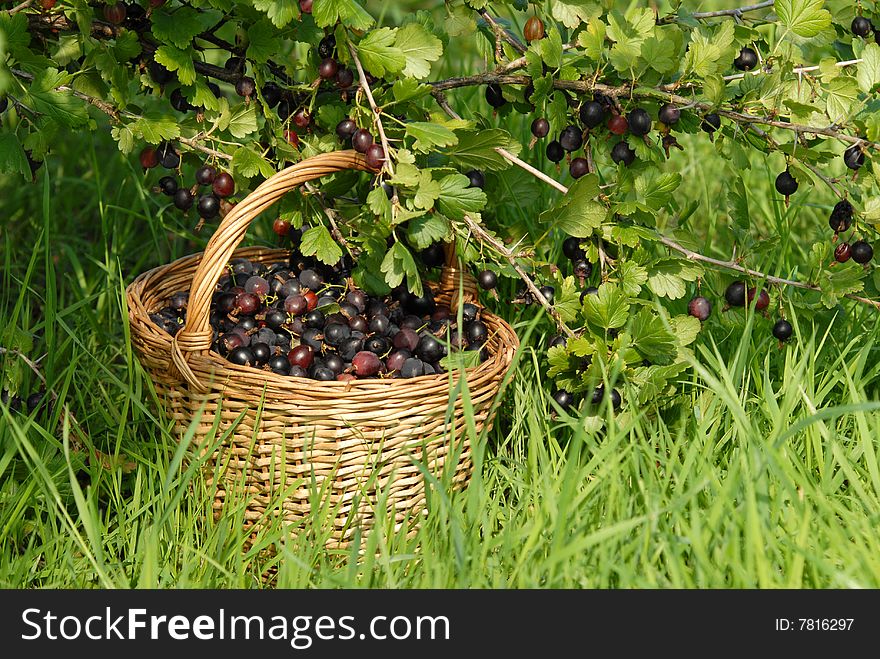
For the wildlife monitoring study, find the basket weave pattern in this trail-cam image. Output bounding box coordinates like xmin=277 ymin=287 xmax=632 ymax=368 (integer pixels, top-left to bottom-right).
xmin=125 ymin=151 xmax=518 ymax=545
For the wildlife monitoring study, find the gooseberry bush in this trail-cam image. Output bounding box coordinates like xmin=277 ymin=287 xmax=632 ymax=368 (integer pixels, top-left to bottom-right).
xmin=1 ymin=0 xmax=879 ymax=423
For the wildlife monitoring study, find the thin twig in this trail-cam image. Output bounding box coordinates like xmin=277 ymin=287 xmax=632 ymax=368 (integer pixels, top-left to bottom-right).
xmin=478 ymin=9 xmax=527 ymax=56
xmin=348 ymin=42 xmax=395 ymax=177
xmin=659 ymin=0 xmax=774 ymax=23
xmin=303 ymin=181 xmax=359 ymax=256
xmin=7 ymin=0 xmax=33 ymax=15
xmin=462 ymin=215 xmax=576 ymax=338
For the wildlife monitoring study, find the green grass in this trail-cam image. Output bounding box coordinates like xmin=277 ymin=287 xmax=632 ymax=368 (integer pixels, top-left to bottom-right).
xmin=3 ymin=2 xmax=880 ymax=588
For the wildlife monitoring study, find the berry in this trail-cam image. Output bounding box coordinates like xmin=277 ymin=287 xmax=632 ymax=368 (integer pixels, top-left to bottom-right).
xmin=829 ymin=199 xmax=854 ymax=233
xmin=466 ymin=170 xmax=485 ymax=189
xmin=273 ymin=218 xmax=291 ymax=237
xmin=701 ymin=113 xmax=721 ymax=133
xmin=400 ymin=357 xmax=427 ymax=378
xmin=607 ymin=114 xmax=628 ymax=135
xmin=139 ymin=147 xmax=158 ymax=170
xmin=228 ymin=347 xmax=255 ymax=366
xmin=262 ymin=82 xmax=283 ymax=109
xmin=531 ymin=117 xmax=550 ymax=138
xmin=569 ymin=158 xmax=589 ymax=179
xmin=157 ymin=142 xmax=180 ymax=169
xmin=170 ymin=88 xmax=194 ymax=113
xmin=559 ymin=125 xmax=583 ymax=152
xmin=393 ymin=328 xmax=420 ymax=352
xmin=245 ymin=276 xmax=270 ymax=298
xmin=580 ymin=101 xmax=605 ymax=129
xmin=688 ymin=296 xmax=712 ymax=322
xmin=467 ymin=321 xmax=488 ymax=346
xmin=288 ymin=345 xmax=314 ymax=370
xmin=365 ymin=144 xmax=386 ymax=170
xmin=235 ymin=77 xmax=256 ymax=98
xmin=573 ymin=259 xmax=591 ymax=279
xmin=834 ymin=242 xmax=852 ymax=263
xmin=485 ymin=83 xmax=506 ymax=109
xmin=421 ymin=243 xmax=445 ymax=268
xmin=546 ymin=140 xmax=564 ymax=163
xmin=552 ymin=389 xmax=574 ymax=411
xmin=335 ymin=68 xmax=354 ymax=89
xmin=658 ymin=104 xmax=680 ymax=125
xmin=352 ymin=129 xmax=374 ymax=154
xmin=213 ymin=172 xmax=235 ymax=198
xmin=772 ymin=319 xmax=793 ymax=342
xmin=251 ymin=343 xmax=271 ymax=365
xmin=775 ymin=170 xmax=798 ymax=196
xmin=747 ymin=287 xmax=770 ymax=311
xmin=539 ymin=285 xmax=555 ymax=304
xmin=562 ymin=236 xmax=584 ymax=261
xmin=318 ymin=35 xmax=336 ymax=59
xmin=627 ymin=108 xmax=652 ymax=136
xmin=293 ymin=108 xmax=311 ymax=129
xmin=224 ymin=56 xmax=245 ymax=73
xmin=336 ymin=119 xmax=358 ymax=140
xmin=417 ymin=335 xmax=444 ymax=362
xmin=725 ymin=282 xmax=747 ymax=307
xmin=198 ymin=193 xmax=220 ymax=219
xmin=284 ymin=294 xmax=308 ymax=315
xmin=611 ymin=140 xmax=636 ymax=166
xmin=844 ymin=145 xmax=865 ymax=170
xmin=103 ymin=2 xmax=126 ymax=24
xmin=523 ymin=16 xmax=545 ymax=42
xmin=852 ymin=16 xmax=873 ymax=38
xmin=148 ymin=60 xmax=174 ymax=86
xmin=851 ymin=240 xmax=874 ymax=264
xmin=173 ymin=188 xmax=193 ymax=211
xmin=478 ymin=270 xmax=498 ymax=290
xmin=318 ymin=58 xmax=339 ymax=80
xmin=299 ymin=0 xmax=313 ymax=12
xmin=549 ymin=335 xmax=566 ymax=349
xmin=196 ymin=165 xmax=217 ymax=186
xmin=734 ymin=47 xmax=758 ymax=71
xmin=609 ymin=389 xmax=622 ymax=410
xmin=158 ymin=176 xmax=178 ymax=196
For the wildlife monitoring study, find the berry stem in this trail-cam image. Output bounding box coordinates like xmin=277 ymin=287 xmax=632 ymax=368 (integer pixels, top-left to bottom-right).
xmin=347 ymin=42 xmax=395 ymax=177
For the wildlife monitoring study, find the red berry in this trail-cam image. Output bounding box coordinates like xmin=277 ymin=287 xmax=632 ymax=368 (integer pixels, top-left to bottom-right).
xmin=299 ymin=0 xmax=313 ymax=13
xmin=318 ymin=58 xmax=339 ymax=80
xmin=40 ymin=0 xmax=57 ymax=9
xmin=352 ymin=351 xmax=382 ymax=377
xmin=287 ymin=345 xmax=314 ymax=370
xmin=834 ymin=242 xmax=852 ymax=263
xmin=365 ymin=144 xmax=386 ymax=170
xmin=293 ymin=108 xmax=311 ymax=129
xmin=103 ymin=2 xmax=127 ymax=24
xmin=139 ymin=147 xmax=158 ymax=169
xmin=608 ymin=115 xmax=628 ymax=135
xmin=523 ymin=16 xmax=545 ymax=42
xmin=273 ymin=218 xmax=291 ymax=237
xmin=747 ymin=287 xmax=770 ymax=311
xmin=284 ymin=130 xmax=300 ymax=148
xmin=303 ymin=291 xmax=319 ymax=311
xmin=212 ymin=172 xmax=235 ymax=198
xmin=352 ymin=129 xmax=373 ymax=154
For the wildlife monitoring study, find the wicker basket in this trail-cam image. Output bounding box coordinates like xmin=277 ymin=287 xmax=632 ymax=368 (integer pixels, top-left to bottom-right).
xmin=126 ymin=151 xmax=518 ymax=547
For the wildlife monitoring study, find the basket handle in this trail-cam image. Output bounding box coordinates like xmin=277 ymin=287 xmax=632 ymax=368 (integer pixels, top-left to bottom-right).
xmin=170 ymin=150 xmax=478 ymax=392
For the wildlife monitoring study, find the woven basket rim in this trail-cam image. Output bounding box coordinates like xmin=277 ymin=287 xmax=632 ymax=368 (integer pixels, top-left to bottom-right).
xmin=127 ymin=246 xmax=519 ymax=390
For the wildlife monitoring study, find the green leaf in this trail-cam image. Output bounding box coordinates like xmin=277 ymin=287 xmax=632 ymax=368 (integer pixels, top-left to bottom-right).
xmin=818 ymin=261 xmax=866 ymax=308
xmin=440 ymin=350 xmax=483 ymax=371
xmin=635 ymin=171 xmax=682 ymax=211
xmin=670 ymin=315 xmax=702 ymax=347
xmin=824 ymin=77 xmax=859 ymax=122
xmin=412 ymin=170 xmax=442 ymax=210
xmin=537 ymin=27 xmax=563 ymax=68
xmin=131 ymin=116 xmax=181 ymax=144
xmin=550 ymin=0 xmax=601 ymax=29
xmin=395 ymin=23 xmax=442 ymax=79
xmin=646 ymin=258 xmax=703 ymax=299
xmin=150 ymin=7 xmax=213 ymax=49
xmin=583 ymin=283 xmax=630 ymax=330
xmin=554 ymin=275 xmax=581 ymax=324
xmin=25 ymin=69 xmax=89 ymax=128
xmin=300 ymin=225 xmax=343 ymax=265
xmin=857 ymin=43 xmax=880 ymax=93
xmin=539 ymin=174 xmax=606 ymax=238
xmin=629 ymin=309 xmax=678 ymax=365
xmin=313 ymin=0 xmax=374 ymax=30
xmin=577 ymin=17 xmax=606 ymax=60
xmin=247 ymin=20 xmax=281 ymax=63
xmin=357 ymin=28 xmax=405 ymax=78
xmin=436 ymin=174 xmax=487 ymax=219
xmin=640 ymin=35 xmax=676 ymax=74
xmin=353 ymin=251 xmax=392 ymax=296
xmin=0 ymin=133 xmax=31 ymax=178
xmin=774 ymin=0 xmax=832 ymax=38
xmin=407 ymin=214 xmax=450 ymax=250
xmin=226 ymin=104 xmax=259 ymax=139
xmin=406 ymin=122 xmax=458 ymax=153
xmin=153 ymin=45 xmax=196 ymax=85
xmin=617 ymin=260 xmax=648 ymax=296
xmin=381 ymin=242 xmax=422 ymax=296
xmin=253 ymin=0 xmax=298 ymax=28
xmin=631 ymin=362 xmax=688 ymax=405
xmin=445 ymin=128 xmax=521 ymax=171
xmin=232 ymin=146 xmax=275 ymax=179
xmin=367 ymin=185 xmax=392 ymax=221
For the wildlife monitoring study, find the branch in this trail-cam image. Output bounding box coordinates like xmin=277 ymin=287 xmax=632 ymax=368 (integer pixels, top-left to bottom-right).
xmin=7 ymin=0 xmax=33 ymax=15
xmin=659 ymin=0 xmax=775 ymax=23
xmin=478 ymin=9 xmax=527 ymax=56
xmin=347 ymin=42 xmax=395 ymax=177
xmin=462 ymin=214 xmax=576 ymax=338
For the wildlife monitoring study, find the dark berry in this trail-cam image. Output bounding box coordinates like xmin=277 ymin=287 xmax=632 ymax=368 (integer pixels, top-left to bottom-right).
xmin=421 ymin=243 xmax=445 ymax=268
xmin=559 ymin=125 xmax=583 ymax=152
xmin=170 ymin=88 xmax=193 ymax=113
xmin=485 ymin=83 xmax=506 ymax=108
xmin=835 ymin=242 xmax=852 ymax=263
xmin=365 ymin=144 xmax=386 ymax=170
xmin=562 ymin=236 xmax=585 ymax=261
xmin=352 ymin=129 xmax=374 ymax=154
xmin=318 ymin=35 xmax=336 ymax=59
xmin=531 ymin=117 xmax=550 ymax=138
xmin=293 ymin=108 xmax=311 ymax=129
xmin=569 ymin=158 xmax=589 ymax=179
xmin=400 ymin=357 xmax=426 ymax=378
xmin=611 ymin=141 xmax=636 ymax=166
xmin=701 ymin=113 xmax=721 ymax=133
xmin=579 ymin=101 xmax=605 ymax=129
xmin=198 ymin=193 xmax=221 ymax=219
xmin=549 ymin=335 xmax=566 ymax=349
xmin=466 ymin=170 xmax=485 ymax=189
xmin=829 ymin=199 xmax=854 ymax=233
xmin=775 ymin=170 xmax=798 ymax=196
xmin=552 ymin=389 xmax=574 ymax=411
xmin=251 ymin=342 xmax=271 ymax=365
xmin=658 ymin=104 xmax=680 ymax=125
xmin=734 ymin=47 xmax=758 ymax=71
xmin=147 ymin=60 xmax=174 ymax=86
xmin=539 ymin=285 xmax=555 ymax=304
xmin=173 ymin=188 xmax=193 ymax=211
xmin=627 ymin=108 xmax=652 ymax=136
xmin=158 ymin=176 xmax=178 ymax=196
xmin=157 ymin=142 xmax=180 ymax=169
xmin=318 ymin=58 xmax=339 ymax=80
xmin=335 ymin=67 xmax=354 ymax=89
xmin=609 ymin=389 xmax=622 ymax=410
xmin=466 ymin=320 xmax=488 ymax=346
xmin=478 ymin=270 xmax=497 ymax=290
xmin=688 ymin=296 xmax=712 ymax=322
xmin=196 ymin=165 xmax=217 ymax=186
xmin=747 ymin=287 xmax=770 ymax=311
xmin=573 ymin=259 xmax=592 ymax=279
xmin=273 ymin=218 xmax=291 ymax=237
xmin=103 ymin=2 xmax=126 ymax=24
xmin=772 ymin=319 xmax=793 ymax=342
xmin=851 ymin=240 xmax=874 ymax=264
xmin=213 ymin=172 xmax=235 ymax=198
xmin=852 ymin=16 xmax=873 ymax=37
xmin=288 ymin=345 xmax=314 ymax=370
xmin=546 ymin=140 xmax=564 ymax=163
xmin=262 ymin=82 xmax=283 ymax=109
xmin=725 ymin=282 xmax=747 ymax=307
xmin=228 ymin=347 xmax=255 ymax=366
xmin=139 ymin=147 xmax=158 ymax=169
xmin=235 ymin=77 xmax=256 ymax=98
xmin=844 ymin=145 xmax=865 ymax=170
